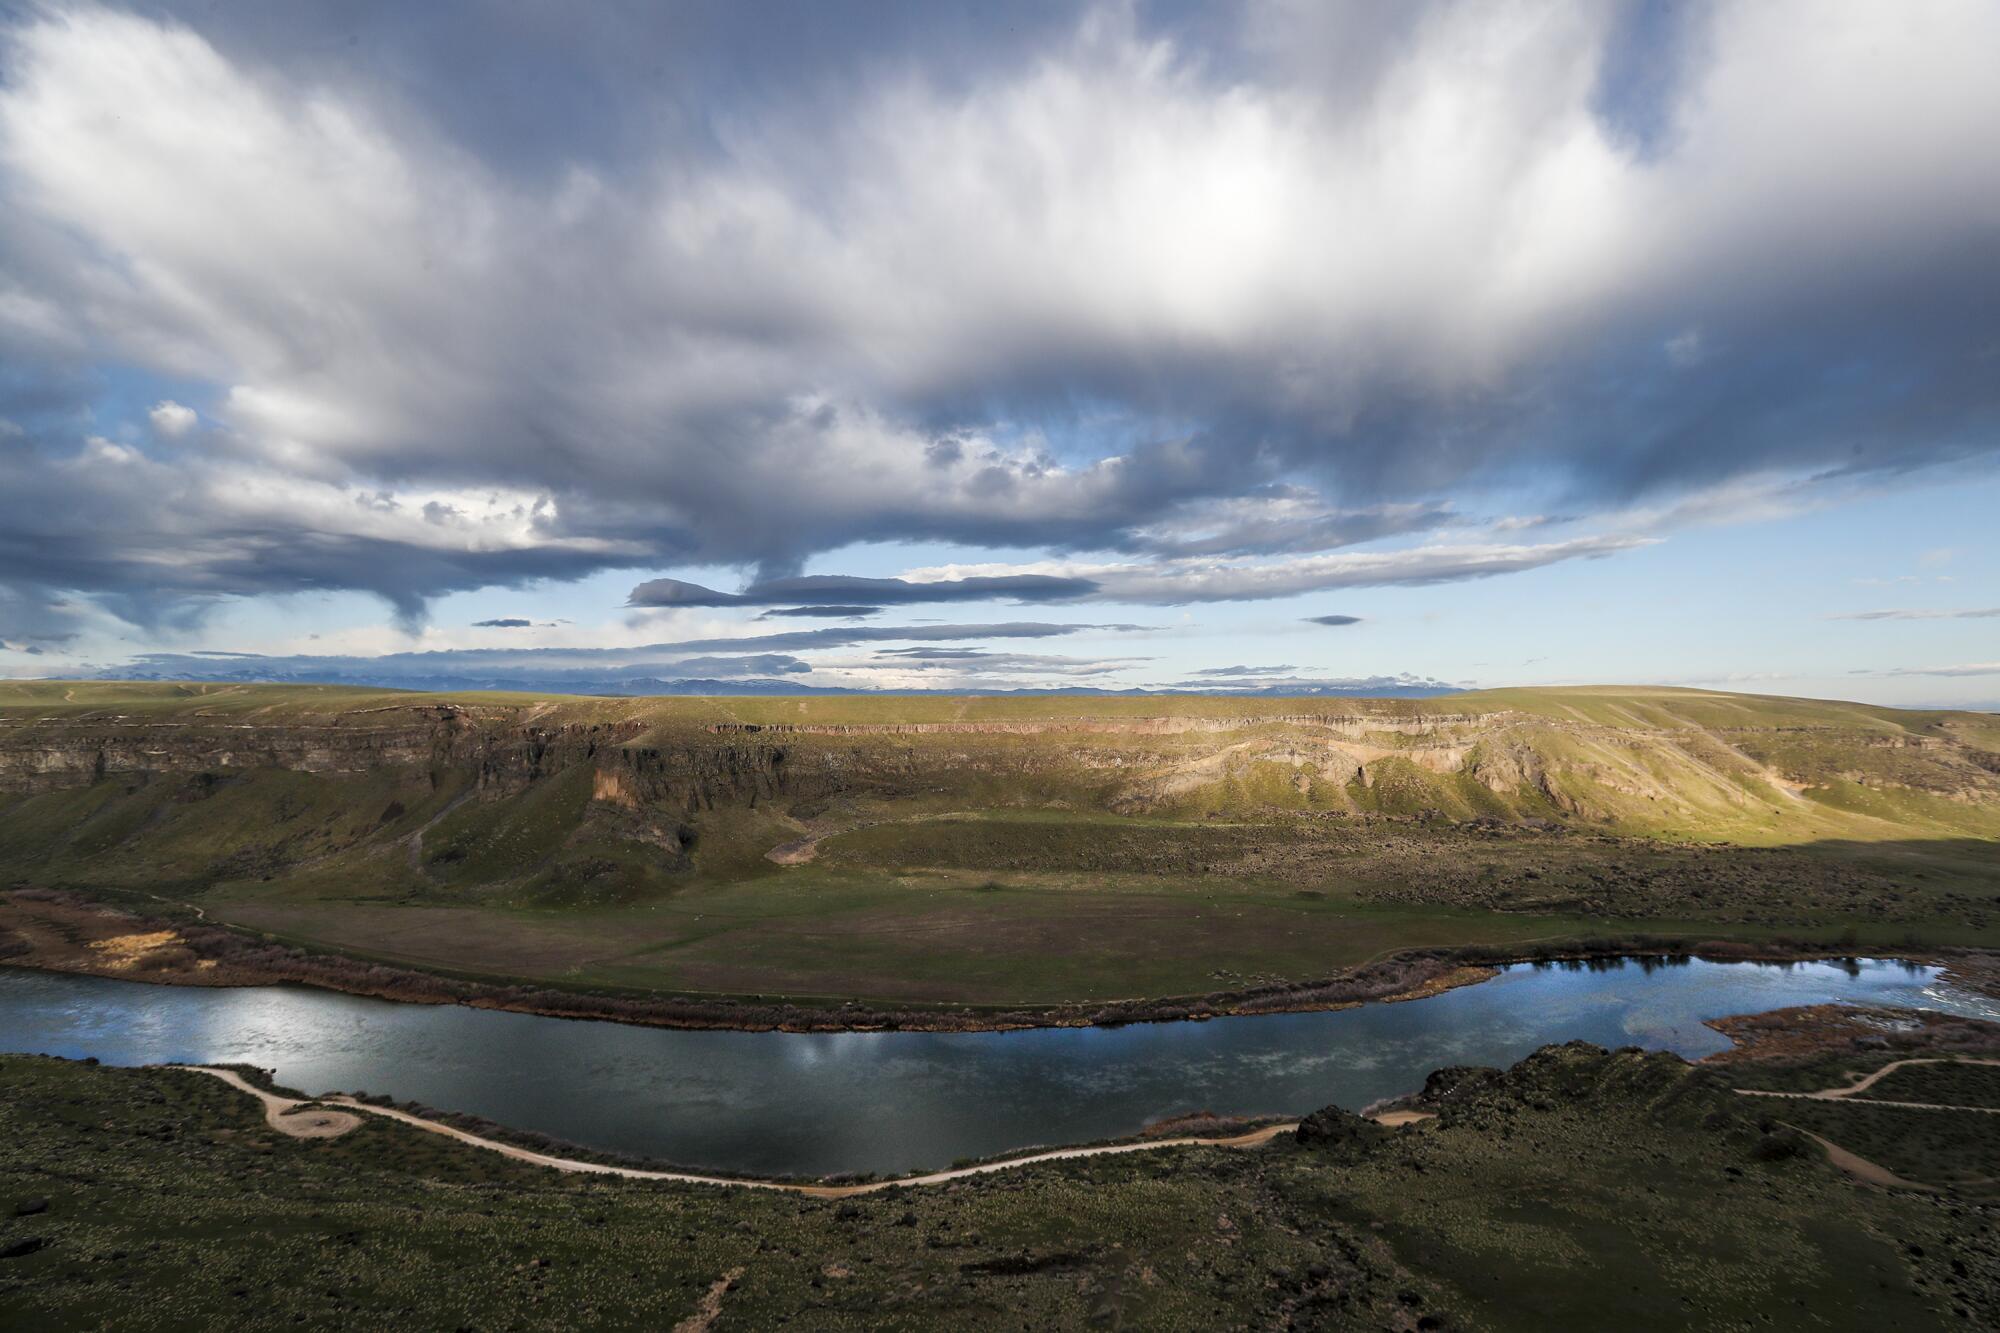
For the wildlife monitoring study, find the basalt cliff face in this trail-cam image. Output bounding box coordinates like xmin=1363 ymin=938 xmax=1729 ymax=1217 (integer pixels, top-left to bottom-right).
xmin=0 ymin=705 xmax=782 ymax=814
xmin=3 ymin=687 xmax=1998 ymax=815
xmin=0 ymin=683 xmax=1996 ymax=899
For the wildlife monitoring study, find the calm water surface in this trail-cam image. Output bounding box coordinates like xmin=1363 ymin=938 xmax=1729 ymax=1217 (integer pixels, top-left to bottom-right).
xmin=3 ymin=958 xmax=1992 ymax=1176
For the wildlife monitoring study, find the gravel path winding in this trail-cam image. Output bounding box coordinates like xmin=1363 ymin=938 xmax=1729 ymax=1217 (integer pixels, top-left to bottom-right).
xmin=170 ymin=1064 xmax=1323 ymax=1197
xmin=1729 ymin=1057 xmax=2000 ymax=1192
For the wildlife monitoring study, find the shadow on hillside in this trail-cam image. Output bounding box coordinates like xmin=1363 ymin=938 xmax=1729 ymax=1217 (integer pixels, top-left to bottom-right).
xmin=1770 ymin=834 xmax=1998 ymax=882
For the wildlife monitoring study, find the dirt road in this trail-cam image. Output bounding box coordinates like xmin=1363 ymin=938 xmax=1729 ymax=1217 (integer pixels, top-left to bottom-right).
xmin=171 ymin=1064 xmax=1326 ymax=1197
xmin=181 ymin=1066 xmax=362 ymax=1138
xmin=1734 ymin=1057 xmax=2000 ymax=1114
xmin=1785 ymin=1128 xmax=1940 ymax=1192
xmin=1729 ymin=1057 xmax=2000 ymax=1192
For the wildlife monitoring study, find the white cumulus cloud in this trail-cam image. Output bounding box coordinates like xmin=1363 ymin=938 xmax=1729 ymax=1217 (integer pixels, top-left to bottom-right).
xmin=147 ymin=399 xmax=196 ymax=437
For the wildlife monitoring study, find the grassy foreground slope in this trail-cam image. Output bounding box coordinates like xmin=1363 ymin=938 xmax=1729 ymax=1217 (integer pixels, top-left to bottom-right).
xmin=0 ymin=682 xmax=1996 ymax=1011
xmin=3 ymin=1042 xmax=1997 ymax=1330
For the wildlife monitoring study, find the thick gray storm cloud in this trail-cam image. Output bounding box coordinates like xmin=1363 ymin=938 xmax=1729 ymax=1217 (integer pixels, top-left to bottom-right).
xmin=2 ymin=1 xmax=1998 ymax=643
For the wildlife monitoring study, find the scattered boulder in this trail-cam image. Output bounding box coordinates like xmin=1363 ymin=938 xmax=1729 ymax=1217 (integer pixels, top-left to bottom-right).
xmin=1396 ymin=1043 xmax=1713 ymax=1133
xmin=1416 ymin=1065 xmax=1503 ymax=1111
xmin=1294 ymin=1103 xmax=1387 ymax=1157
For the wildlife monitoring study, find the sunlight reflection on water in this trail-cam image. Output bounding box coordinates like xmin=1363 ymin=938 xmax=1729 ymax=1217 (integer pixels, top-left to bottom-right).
xmin=2 ymin=956 xmax=1987 ymax=1176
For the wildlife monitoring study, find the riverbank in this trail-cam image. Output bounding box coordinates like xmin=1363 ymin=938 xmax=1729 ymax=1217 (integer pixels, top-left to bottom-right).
xmin=1704 ymin=1003 xmax=2000 ymax=1067
xmin=0 ymin=887 xmax=1501 ymax=1029
xmin=8 ymin=886 xmax=1983 ymax=1035
xmin=171 ymin=1063 xmax=1327 ymax=1197
xmin=23 ymin=1003 xmax=1995 ymax=1207
xmin=14 ymin=950 xmax=1976 ymax=1179
xmin=148 ymin=1046 xmax=2000 ymax=1198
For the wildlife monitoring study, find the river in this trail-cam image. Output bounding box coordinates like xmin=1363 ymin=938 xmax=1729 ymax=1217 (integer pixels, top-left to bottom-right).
xmin=2 ymin=957 xmax=1991 ymax=1176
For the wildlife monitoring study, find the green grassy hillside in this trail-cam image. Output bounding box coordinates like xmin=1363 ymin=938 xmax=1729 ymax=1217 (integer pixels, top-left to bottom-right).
xmin=1 ymin=682 xmax=1995 ymax=1010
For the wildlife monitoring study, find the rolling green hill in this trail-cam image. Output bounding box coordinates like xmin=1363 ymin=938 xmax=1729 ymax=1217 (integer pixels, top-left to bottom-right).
xmin=1 ymin=682 xmax=1995 ymax=1013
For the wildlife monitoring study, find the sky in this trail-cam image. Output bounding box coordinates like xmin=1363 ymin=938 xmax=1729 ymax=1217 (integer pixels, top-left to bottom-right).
xmin=0 ymin=0 xmax=1996 ymax=704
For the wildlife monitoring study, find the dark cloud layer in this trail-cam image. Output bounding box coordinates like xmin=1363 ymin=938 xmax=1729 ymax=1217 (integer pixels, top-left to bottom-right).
xmin=1305 ymin=615 xmax=1363 ymax=627
xmin=2 ymin=2 xmax=1998 ymax=641
xmin=758 ymin=605 xmax=882 ymax=619
xmin=629 ymin=574 xmax=1098 ymax=609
